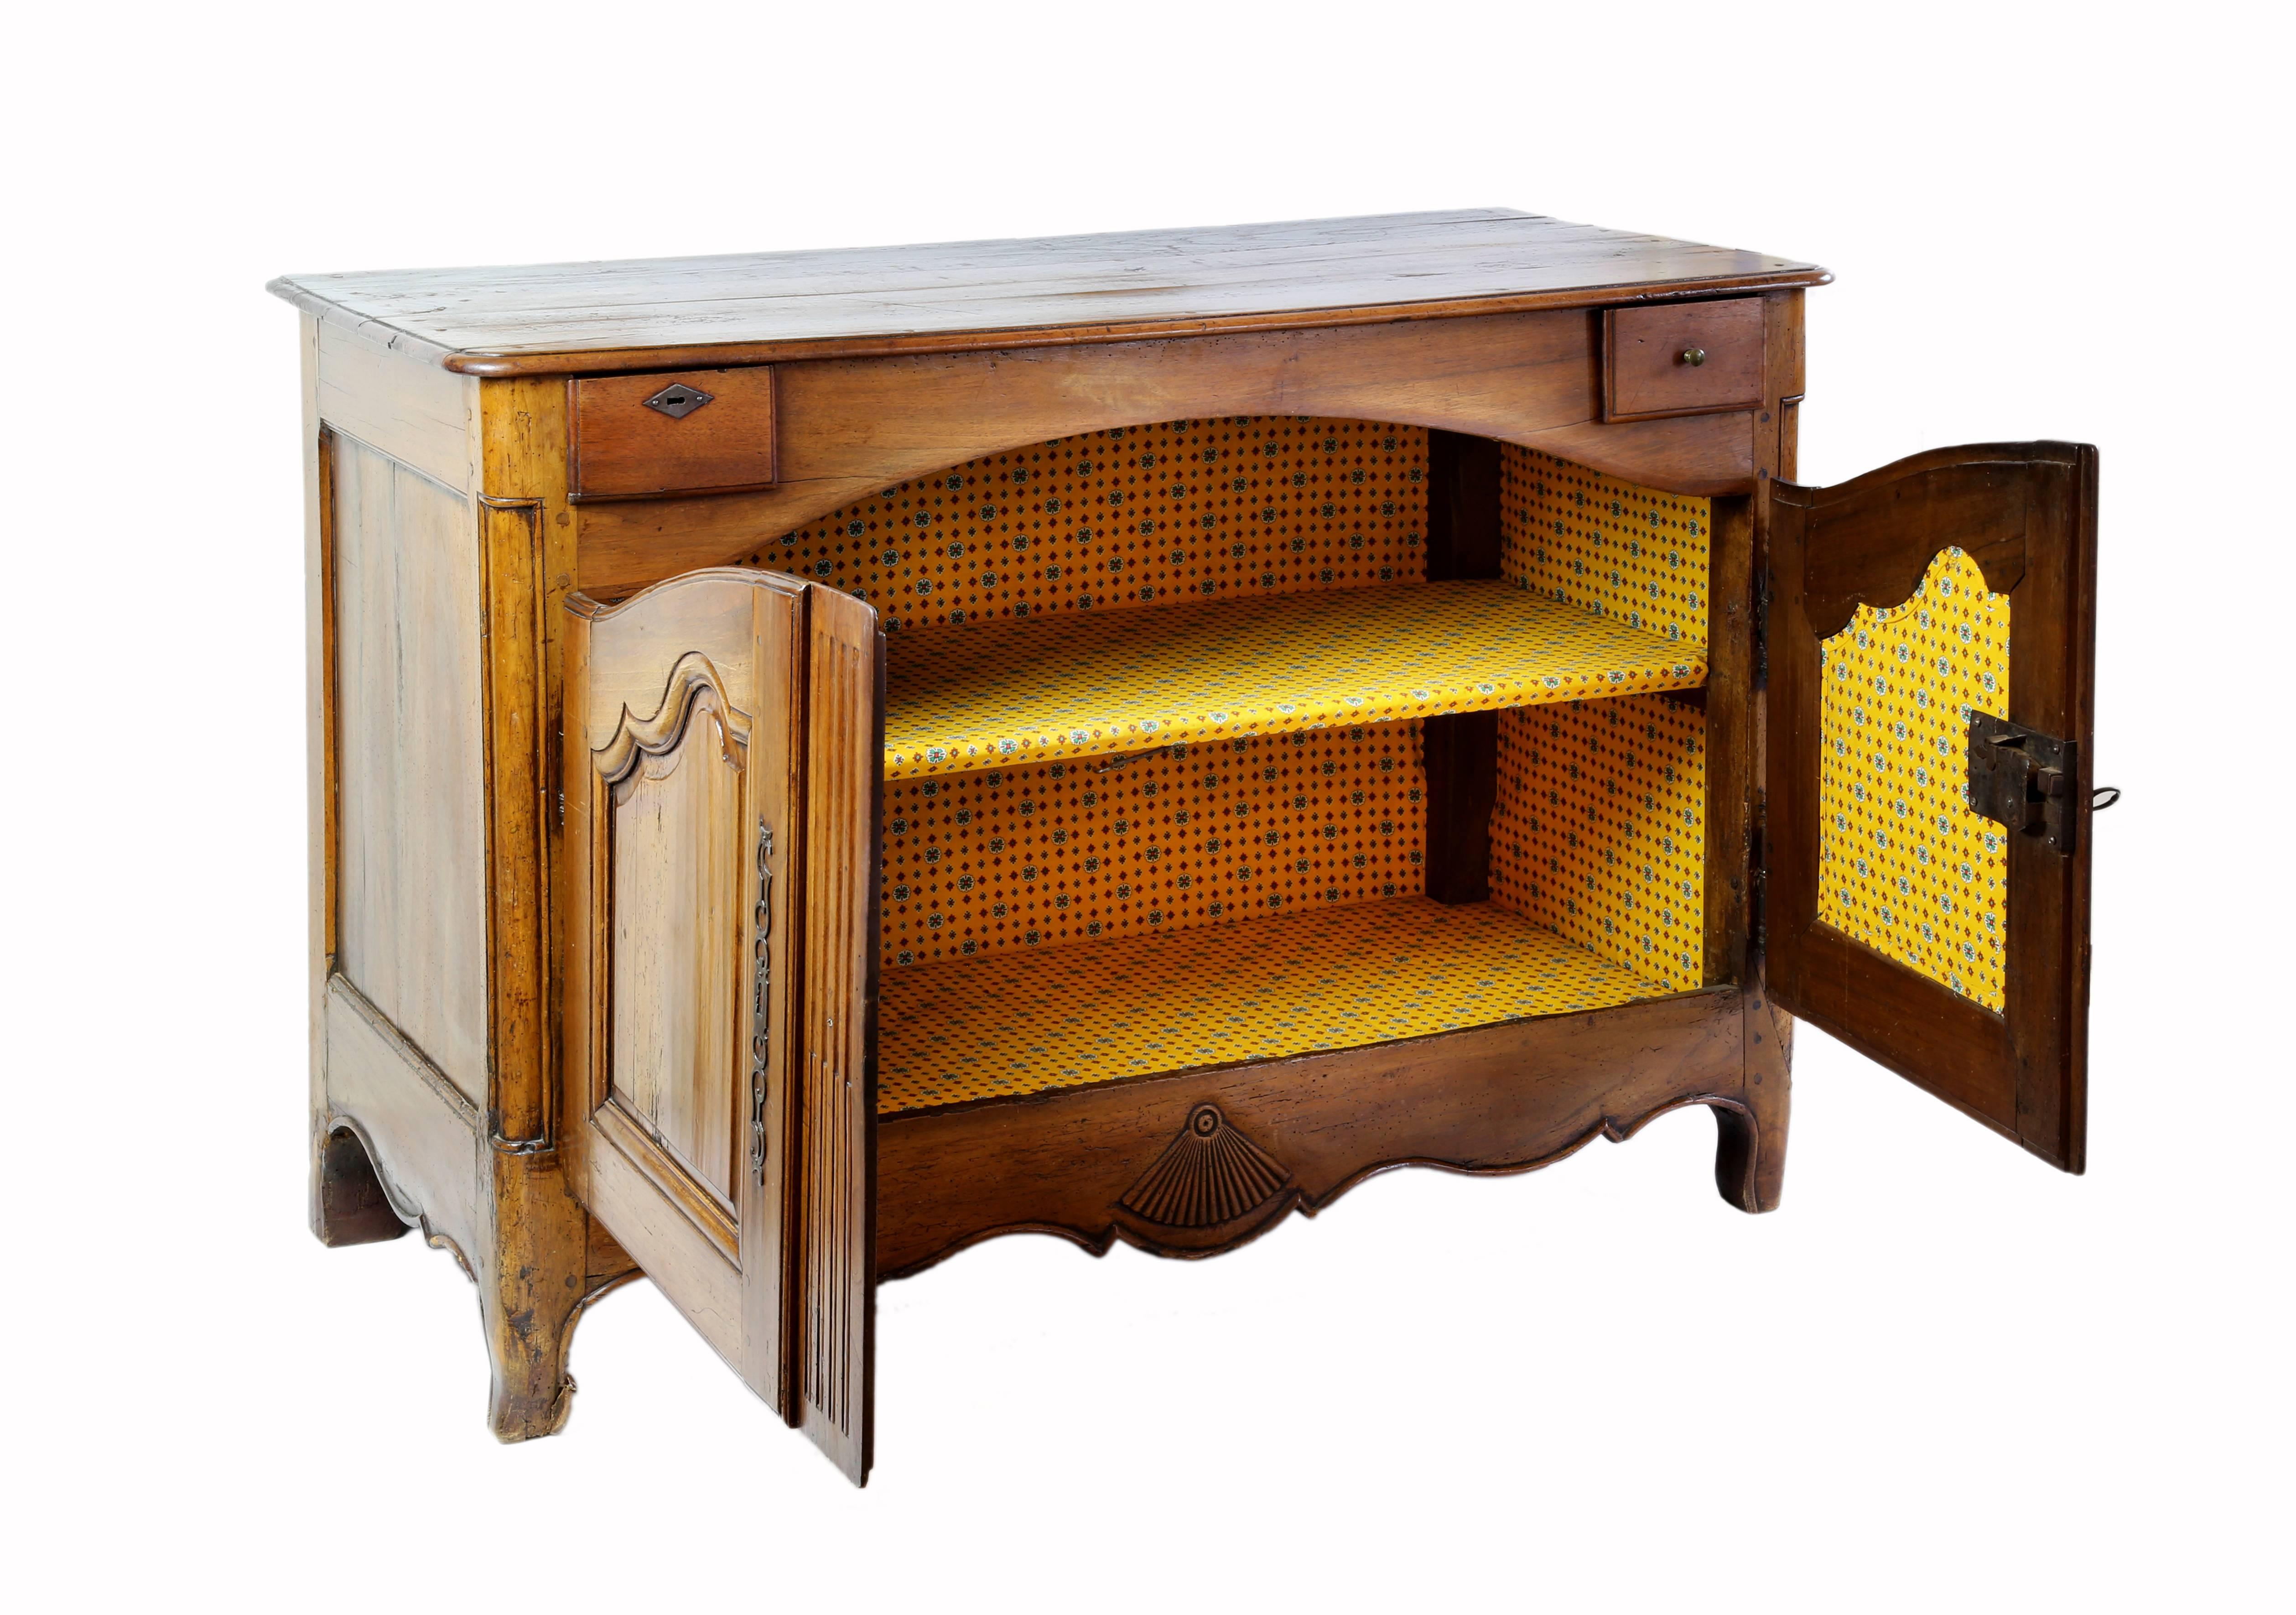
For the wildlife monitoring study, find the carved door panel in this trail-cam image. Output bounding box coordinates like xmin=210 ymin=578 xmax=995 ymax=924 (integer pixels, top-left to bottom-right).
xmin=1765 ymin=444 xmax=2099 ymax=1170
xmin=565 ymin=568 xmax=881 ymax=1483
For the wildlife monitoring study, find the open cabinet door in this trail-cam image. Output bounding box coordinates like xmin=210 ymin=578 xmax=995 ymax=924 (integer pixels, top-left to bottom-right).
xmin=565 ymin=569 xmax=881 ymax=1484
xmin=794 ymin=583 xmax=882 ymax=1483
xmin=1766 ymin=444 xmax=2098 ymax=1170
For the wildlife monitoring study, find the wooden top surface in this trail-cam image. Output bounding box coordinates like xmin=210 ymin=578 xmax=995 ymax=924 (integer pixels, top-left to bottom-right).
xmin=270 ymin=209 xmax=1828 ymax=376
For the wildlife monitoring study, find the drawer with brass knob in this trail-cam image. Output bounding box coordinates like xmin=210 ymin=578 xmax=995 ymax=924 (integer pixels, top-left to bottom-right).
xmin=1601 ymin=298 xmax=1764 ymax=422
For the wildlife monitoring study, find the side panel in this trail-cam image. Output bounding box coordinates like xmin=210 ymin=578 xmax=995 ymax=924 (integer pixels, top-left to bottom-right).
xmin=315 ymin=317 xmax=482 ymax=494
xmin=323 ymin=974 xmax=485 ymax=1260
xmin=796 ymin=587 xmax=883 ymax=1485
xmin=302 ymin=314 xmax=335 ymax=1224
xmin=329 ymin=430 xmax=490 ymax=1103
xmin=1766 ymin=444 xmax=2097 ymax=1169
xmin=310 ymin=351 xmax=623 ymax=1443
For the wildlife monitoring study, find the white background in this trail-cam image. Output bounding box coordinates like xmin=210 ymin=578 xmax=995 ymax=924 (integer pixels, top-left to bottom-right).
xmin=4 ymin=3 xmax=2287 ymax=1610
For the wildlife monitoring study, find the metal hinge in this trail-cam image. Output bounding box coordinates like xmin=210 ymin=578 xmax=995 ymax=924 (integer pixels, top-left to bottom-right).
xmin=1966 ymin=715 xmax=2083 ymax=854
xmin=1753 ymin=568 xmax=1771 ymax=691
xmin=1748 ymin=792 xmax=1767 ymax=964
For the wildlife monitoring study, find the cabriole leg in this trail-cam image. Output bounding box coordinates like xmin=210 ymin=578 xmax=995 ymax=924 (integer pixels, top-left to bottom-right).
xmin=1714 ymin=990 xmax=1792 ymax=1213
xmin=478 ymin=1270 xmax=578 ymax=1442
xmin=478 ymin=1164 xmax=639 ymax=1443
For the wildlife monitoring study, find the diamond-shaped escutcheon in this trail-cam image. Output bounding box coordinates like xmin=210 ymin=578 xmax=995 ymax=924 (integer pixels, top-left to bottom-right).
xmin=643 ymin=381 xmax=714 ymax=419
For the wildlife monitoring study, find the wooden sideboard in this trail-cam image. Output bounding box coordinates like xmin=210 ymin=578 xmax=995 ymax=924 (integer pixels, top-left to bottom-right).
xmin=272 ymin=209 xmax=2099 ymax=1485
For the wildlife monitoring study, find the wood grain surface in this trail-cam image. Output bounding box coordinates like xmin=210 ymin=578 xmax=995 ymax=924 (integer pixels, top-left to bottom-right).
xmin=876 ymin=988 xmax=1772 ymax=1277
xmin=1766 ymin=444 xmax=2096 ymax=1170
xmin=270 ymin=209 xmax=1828 ymax=375
xmin=572 ymin=367 xmax=778 ymax=499
xmin=798 ymin=586 xmax=884 ymax=1486
xmin=315 ymin=318 xmax=480 ymax=492
xmin=329 ymin=434 xmax=489 ymax=1102
xmin=607 ymin=687 xmax=746 ymax=1208
xmin=287 ymin=215 xmax=1901 ymax=1482
xmin=574 ymin=311 xmax=1759 ymax=595
xmin=1603 ymin=298 xmax=1765 ymax=421
xmin=565 ymin=570 xmax=810 ymax=1411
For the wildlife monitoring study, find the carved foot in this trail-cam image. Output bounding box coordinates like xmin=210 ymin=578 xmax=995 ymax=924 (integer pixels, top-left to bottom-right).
xmin=479 ymin=1211 xmax=639 ymax=1444
xmin=1714 ymin=991 xmax=1792 ymax=1214
xmin=310 ymin=1125 xmax=411 ymax=1247
xmin=483 ymin=1276 xmax=580 ymax=1443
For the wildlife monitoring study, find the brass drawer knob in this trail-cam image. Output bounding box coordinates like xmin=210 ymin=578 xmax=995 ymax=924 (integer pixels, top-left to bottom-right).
xmin=1678 ymin=346 xmax=1707 ymax=367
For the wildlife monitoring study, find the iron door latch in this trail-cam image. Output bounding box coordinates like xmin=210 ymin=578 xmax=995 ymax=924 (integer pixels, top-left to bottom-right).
xmin=1966 ymin=714 xmax=2084 ymax=854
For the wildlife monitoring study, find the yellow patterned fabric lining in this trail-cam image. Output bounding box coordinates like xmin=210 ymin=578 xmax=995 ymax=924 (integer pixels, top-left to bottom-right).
xmin=1818 ymin=547 xmax=2010 ymax=1010
xmin=1488 ymin=694 xmax=1708 ymax=992
xmin=833 ymin=430 xmax=1723 ymax=1108
xmin=1501 ymin=445 xmax=1711 ymax=653
xmin=744 ymin=418 xmax=1429 ymax=635
xmin=881 ymin=579 xmax=1703 ymax=779
xmin=882 ymin=724 xmax=1423 ymax=970
xmin=877 ymin=896 xmax=1667 ymax=1114
xmin=1491 ymin=450 xmax=1709 ymax=989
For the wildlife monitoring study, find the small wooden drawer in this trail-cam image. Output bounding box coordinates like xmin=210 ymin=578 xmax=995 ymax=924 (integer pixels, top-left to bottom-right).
xmin=570 ymin=367 xmax=777 ymax=500
xmin=1602 ymin=299 xmax=1763 ymax=422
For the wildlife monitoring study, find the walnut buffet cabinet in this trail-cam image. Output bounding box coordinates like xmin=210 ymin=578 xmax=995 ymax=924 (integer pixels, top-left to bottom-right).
xmin=271 ymin=211 xmax=2100 ymax=1484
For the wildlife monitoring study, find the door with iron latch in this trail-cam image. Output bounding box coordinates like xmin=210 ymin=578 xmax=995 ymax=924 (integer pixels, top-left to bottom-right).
xmin=1764 ymin=443 xmax=2101 ymax=1170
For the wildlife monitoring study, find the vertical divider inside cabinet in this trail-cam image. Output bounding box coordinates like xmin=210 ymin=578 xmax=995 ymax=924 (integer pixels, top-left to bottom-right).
xmin=1422 ymin=429 xmax=1502 ymax=903
xmin=1703 ymin=497 xmax=1759 ymax=988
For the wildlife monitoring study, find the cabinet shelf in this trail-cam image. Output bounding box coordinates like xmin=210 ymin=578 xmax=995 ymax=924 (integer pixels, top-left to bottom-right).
xmin=878 ymin=895 xmax=1672 ymax=1115
xmin=881 ymin=579 xmax=1704 ymax=781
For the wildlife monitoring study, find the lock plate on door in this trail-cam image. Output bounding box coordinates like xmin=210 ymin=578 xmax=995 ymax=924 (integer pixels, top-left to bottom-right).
xmin=1966 ymin=714 xmax=2080 ymax=854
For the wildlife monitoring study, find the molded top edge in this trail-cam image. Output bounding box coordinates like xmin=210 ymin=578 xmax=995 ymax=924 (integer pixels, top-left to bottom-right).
xmin=270 ymin=209 xmax=1829 ymax=375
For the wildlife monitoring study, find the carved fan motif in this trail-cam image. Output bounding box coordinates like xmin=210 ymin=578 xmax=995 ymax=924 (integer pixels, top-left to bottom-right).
xmin=1118 ymin=1104 xmax=1291 ymax=1229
